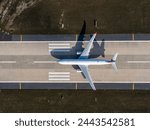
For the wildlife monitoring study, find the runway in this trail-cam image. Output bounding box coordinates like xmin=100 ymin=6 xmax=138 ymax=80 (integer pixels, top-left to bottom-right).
xmin=0 ymin=40 xmax=150 ymax=89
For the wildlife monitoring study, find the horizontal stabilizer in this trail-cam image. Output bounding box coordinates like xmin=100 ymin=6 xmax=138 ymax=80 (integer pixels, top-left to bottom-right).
xmin=112 ymin=62 xmax=118 ymax=72
xmin=112 ymin=53 xmax=118 ymax=62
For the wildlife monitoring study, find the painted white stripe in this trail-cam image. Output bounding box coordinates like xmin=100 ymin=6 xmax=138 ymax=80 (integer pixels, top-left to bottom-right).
xmin=49 ymin=72 xmax=70 ymax=75
xmin=48 ymin=78 xmax=70 ymax=81
xmin=34 ymin=61 xmax=57 ymax=63
xmin=49 ymin=49 xmax=70 ymax=52
xmin=0 ymin=61 xmax=16 ymax=63
xmin=1 ymin=40 xmax=150 ymax=44
xmin=2 ymin=81 xmax=150 ymax=83
xmin=49 ymin=46 xmax=70 ymax=49
xmin=48 ymin=40 xmax=150 ymax=43
xmin=48 ymin=43 xmax=70 ymax=46
xmin=127 ymin=61 xmax=150 ymax=63
xmin=49 ymin=75 xmax=70 ymax=78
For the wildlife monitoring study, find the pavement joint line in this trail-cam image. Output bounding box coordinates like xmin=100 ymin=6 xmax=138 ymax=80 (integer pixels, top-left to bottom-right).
xmin=132 ymin=33 xmax=135 ymax=40
xmin=0 ymin=61 xmax=16 ymax=63
xmin=20 ymin=35 xmax=23 ymax=41
xmin=127 ymin=61 xmax=150 ymax=63
xmin=75 ymin=83 xmax=78 ymax=90
xmin=132 ymin=82 xmax=135 ymax=90
xmin=19 ymin=82 xmax=22 ymax=89
xmin=76 ymin=34 xmax=78 ymax=41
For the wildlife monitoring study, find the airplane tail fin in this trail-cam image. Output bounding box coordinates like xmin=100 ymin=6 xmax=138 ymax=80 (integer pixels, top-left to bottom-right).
xmin=111 ymin=53 xmax=118 ymax=72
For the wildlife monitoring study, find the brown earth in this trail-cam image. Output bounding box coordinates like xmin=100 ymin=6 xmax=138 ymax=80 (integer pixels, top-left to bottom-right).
xmin=13 ymin=0 xmax=150 ymax=34
xmin=0 ymin=90 xmax=149 ymax=112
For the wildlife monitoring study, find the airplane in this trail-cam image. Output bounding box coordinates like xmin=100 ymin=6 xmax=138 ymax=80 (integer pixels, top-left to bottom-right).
xmin=58 ymin=33 xmax=118 ymax=90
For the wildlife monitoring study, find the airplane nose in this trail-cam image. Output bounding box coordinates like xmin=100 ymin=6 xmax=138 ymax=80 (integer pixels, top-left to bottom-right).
xmin=58 ymin=60 xmax=64 ymax=64
xmin=58 ymin=60 xmax=62 ymax=64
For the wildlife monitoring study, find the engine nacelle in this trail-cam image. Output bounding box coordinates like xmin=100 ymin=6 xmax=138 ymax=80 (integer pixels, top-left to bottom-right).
xmin=76 ymin=51 xmax=82 ymax=55
xmin=76 ymin=69 xmax=82 ymax=73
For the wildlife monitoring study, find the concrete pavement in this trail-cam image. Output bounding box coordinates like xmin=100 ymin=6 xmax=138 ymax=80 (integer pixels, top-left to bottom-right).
xmin=0 ymin=41 xmax=150 ymax=86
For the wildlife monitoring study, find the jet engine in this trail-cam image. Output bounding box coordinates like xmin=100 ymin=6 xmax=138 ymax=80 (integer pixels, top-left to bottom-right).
xmin=76 ymin=51 xmax=82 ymax=55
xmin=76 ymin=69 xmax=82 ymax=73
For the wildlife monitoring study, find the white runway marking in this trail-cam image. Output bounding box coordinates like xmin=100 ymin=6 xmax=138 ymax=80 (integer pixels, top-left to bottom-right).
xmin=48 ymin=78 xmax=70 ymax=81
xmin=34 ymin=61 xmax=57 ymax=63
xmin=1 ymin=40 xmax=150 ymax=44
xmin=2 ymin=81 xmax=150 ymax=83
xmin=49 ymin=49 xmax=70 ymax=52
xmin=49 ymin=72 xmax=70 ymax=74
xmin=48 ymin=43 xmax=71 ymax=53
xmin=127 ymin=61 xmax=150 ymax=63
xmin=0 ymin=61 xmax=16 ymax=63
xmin=48 ymin=72 xmax=70 ymax=81
xmin=48 ymin=43 xmax=70 ymax=46
xmin=49 ymin=75 xmax=70 ymax=78
xmin=49 ymin=46 xmax=70 ymax=49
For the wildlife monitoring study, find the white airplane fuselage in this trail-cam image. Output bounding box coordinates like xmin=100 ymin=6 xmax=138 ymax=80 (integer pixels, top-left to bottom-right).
xmin=56 ymin=32 xmax=118 ymax=90
xmin=58 ymin=59 xmax=113 ymax=66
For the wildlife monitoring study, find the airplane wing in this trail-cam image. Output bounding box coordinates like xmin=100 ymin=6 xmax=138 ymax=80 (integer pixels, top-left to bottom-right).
xmin=79 ymin=65 xmax=96 ymax=90
xmin=79 ymin=33 xmax=97 ymax=59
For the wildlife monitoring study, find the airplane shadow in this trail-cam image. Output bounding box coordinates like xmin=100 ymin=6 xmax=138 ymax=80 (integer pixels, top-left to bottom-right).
xmin=50 ymin=20 xmax=86 ymax=60
xmin=50 ymin=21 xmax=105 ymax=75
xmin=89 ymin=38 xmax=105 ymax=58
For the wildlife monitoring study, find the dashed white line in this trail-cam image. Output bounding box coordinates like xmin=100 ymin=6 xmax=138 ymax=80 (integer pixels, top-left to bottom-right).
xmin=0 ymin=61 xmax=16 ymax=63
xmin=34 ymin=61 xmax=57 ymax=63
xmin=127 ymin=61 xmax=150 ymax=63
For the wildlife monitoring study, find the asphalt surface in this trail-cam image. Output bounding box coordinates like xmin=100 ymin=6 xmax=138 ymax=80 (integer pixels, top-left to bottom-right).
xmin=10 ymin=34 xmax=150 ymax=41
xmin=0 ymin=39 xmax=150 ymax=89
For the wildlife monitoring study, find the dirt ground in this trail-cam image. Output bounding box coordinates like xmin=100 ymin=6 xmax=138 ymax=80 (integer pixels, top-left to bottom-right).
xmin=0 ymin=90 xmax=150 ymax=112
xmin=13 ymin=0 xmax=150 ymax=34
